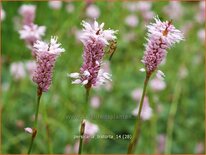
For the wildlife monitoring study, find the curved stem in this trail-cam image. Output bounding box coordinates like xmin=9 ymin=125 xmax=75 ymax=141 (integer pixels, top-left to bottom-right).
xmin=27 ymin=88 xmax=42 ymax=154
xmin=127 ymin=74 xmax=150 ymax=154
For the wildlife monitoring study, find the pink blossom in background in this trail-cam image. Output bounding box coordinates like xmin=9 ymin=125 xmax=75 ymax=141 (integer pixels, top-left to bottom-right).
xmin=180 ymin=21 xmax=193 ymax=37
xmin=25 ymin=60 xmax=36 ymax=79
xmin=195 ymin=142 xmax=204 ymax=153
xmin=123 ymin=2 xmax=152 ymax=12
xmin=197 ymin=29 xmax=205 ymax=43
xmin=32 ymin=36 xmax=65 ymax=92
xmin=136 ymin=1 xmax=152 ymax=12
xmin=124 ymin=14 xmax=139 ymax=27
xmin=10 ymin=62 xmax=26 ymax=81
xmin=142 ymin=16 xmax=184 ymax=75
xmin=132 ymin=96 xmax=152 ymax=120
xmin=142 ymin=10 xmax=155 ymax=23
xmin=150 ymin=77 xmax=166 ymax=91
xmin=123 ymin=2 xmax=138 ymax=12
xmin=123 ymin=1 xmax=153 ymax=22
xmin=122 ymin=32 xmax=137 ymax=42
xmin=131 ymin=88 xmax=142 ymax=101
xmin=48 ymin=1 xmax=62 ymax=10
xmin=73 ymin=140 xmax=79 ymax=154
xmin=64 ymin=144 xmax=72 ymax=154
xmin=74 ymin=28 xmax=83 ymax=43
xmin=1 ymin=8 xmax=6 ymax=21
xmin=19 ymin=4 xmax=36 ymax=25
xmin=19 ymin=24 xmax=46 ymax=49
xmin=86 ymin=4 xmax=100 ymax=19
xmin=196 ymin=1 xmax=205 ymax=24
xmin=66 ymin=3 xmax=75 ymax=13
xmin=90 ymin=95 xmax=101 ymax=109
xmin=156 ymin=134 xmax=166 ymax=153
xmin=69 ymin=20 xmax=117 ymax=89
xmin=83 ymin=120 xmax=99 ymax=143
xmin=163 ymin=1 xmax=183 ymax=20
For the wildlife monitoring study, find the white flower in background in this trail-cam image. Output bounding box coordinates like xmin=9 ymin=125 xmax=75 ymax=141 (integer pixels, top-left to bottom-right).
xmin=66 ymin=3 xmax=75 ymax=13
xmin=10 ymin=62 xmax=26 ymax=80
xmin=48 ymin=1 xmax=62 ymax=10
xmin=1 ymin=8 xmax=6 ymax=21
xmin=163 ymin=1 xmax=183 ymax=20
xmin=132 ymin=97 xmax=152 ymax=120
xmin=86 ymin=4 xmax=100 ymax=19
xmin=197 ymin=29 xmax=205 ymax=43
xmin=150 ymin=77 xmax=166 ymax=91
xmin=90 ymin=96 xmax=101 ymax=109
xmin=125 ymin=14 xmax=139 ymax=27
xmin=24 ymin=127 xmax=33 ymax=134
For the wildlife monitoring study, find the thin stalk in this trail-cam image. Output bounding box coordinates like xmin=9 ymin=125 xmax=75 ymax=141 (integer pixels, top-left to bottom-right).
xmin=127 ymin=73 xmax=150 ymax=154
xmin=164 ymin=81 xmax=181 ymax=154
xmin=78 ymin=120 xmax=85 ymax=154
xmin=46 ymin=124 xmax=52 ymax=154
xmin=27 ymin=88 xmax=42 ymax=154
xmin=78 ymin=88 xmax=90 ymax=154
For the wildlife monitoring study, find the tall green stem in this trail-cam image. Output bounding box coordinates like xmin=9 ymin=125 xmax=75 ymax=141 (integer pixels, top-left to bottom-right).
xmin=78 ymin=88 xmax=90 ymax=154
xmin=164 ymin=81 xmax=181 ymax=154
xmin=127 ymin=73 xmax=150 ymax=154
xmin=78 ymin=120 xmax=85 ymax=154
xmin=27 ymin=87 xmax=42 ymax=154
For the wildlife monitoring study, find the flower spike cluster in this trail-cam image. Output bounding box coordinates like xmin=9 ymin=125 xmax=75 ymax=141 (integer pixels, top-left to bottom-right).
xmin=32 ymin=37 xmax=65 ymax=92
xmin=142 ymin=16 xmax=184 ymax=75
xmin=69 ymin=20 xmax=117 ymax=89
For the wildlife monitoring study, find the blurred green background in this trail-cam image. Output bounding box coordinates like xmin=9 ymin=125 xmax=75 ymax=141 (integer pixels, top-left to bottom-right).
xmin=1 ymin=1 xmax=205 ymax=154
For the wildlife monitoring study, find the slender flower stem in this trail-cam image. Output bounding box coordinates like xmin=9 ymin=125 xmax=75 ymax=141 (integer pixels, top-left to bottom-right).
xmin=78 ymin=88 xmax=90 ymax=154
xmin=127 ymin=73 xmax=151 ymax=154
xmin=27 ymin=87 xmax=42 ymax=154
xmin=78 ymin=120 xmax=85 ymax=154
xmin=164 ymin=81 xmax=181 ymax=154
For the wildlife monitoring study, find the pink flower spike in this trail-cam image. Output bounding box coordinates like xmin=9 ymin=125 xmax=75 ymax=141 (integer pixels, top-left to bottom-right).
xmin=69 ymin=20 xmax=117 ymax=89
xmin=32 ymin=36 xmax=65 ymax=92
xmin=142 ymin=16 xmax=184 ymax=75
